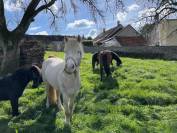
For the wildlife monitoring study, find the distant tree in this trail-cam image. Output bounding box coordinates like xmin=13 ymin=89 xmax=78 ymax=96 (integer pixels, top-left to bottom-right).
xmin=82 ymin=35 xmax=85 ymax=40
xmin=139 ymin=23 xmax=155 ymax=38
xmin=87 ymin=36 xmax=93 ymax=40
xmin=0 ymin=0 xmax=124 ymax=74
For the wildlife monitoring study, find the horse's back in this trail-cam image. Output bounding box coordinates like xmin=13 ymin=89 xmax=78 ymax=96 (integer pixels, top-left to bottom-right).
xmin=42 ymin=57 xmax=64 ymax=88
xmin=99 ymin=51 xmax=112 ymax=65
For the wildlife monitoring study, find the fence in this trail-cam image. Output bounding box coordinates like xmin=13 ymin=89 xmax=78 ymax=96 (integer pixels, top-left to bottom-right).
xmin=83 ymin=46 xmax=177 ymax=60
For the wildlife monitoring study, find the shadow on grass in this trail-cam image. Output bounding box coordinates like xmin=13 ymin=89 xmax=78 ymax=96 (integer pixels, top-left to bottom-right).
xmin=92 ymin=76 xmax=120 ymax=105
xmin=0 ymin=117 xmax=15 ymax=133
xmin=92 ymin=68 xmax=100 ymax=74
xmin=8 ymin=98 xmax=71 ymax=133
xmin=93 ymin=65 xmax=120 ymax=81
xmin=94 ymin=76 xmax=119 ymax=92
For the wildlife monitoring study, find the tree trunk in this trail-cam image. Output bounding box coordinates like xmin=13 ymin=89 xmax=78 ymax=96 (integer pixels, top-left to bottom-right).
xmin=0 ymin=35 xmax=20 ymax=76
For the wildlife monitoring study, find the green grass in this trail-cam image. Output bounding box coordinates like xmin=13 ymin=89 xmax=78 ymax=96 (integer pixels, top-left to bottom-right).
xmin=1 ymin=51 xmax=177 ymax=133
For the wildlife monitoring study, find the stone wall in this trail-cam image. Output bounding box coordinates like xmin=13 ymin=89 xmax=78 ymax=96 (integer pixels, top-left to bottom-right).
xmin=20 ymin=41 xmax=45 ymax=68
xmin=83 ymin=46 xmax=177 ymax=60
xmin=0 ymin=49 xmax=20 ymax=76
xmin=0 ymin=40 xmax=45 ymax=75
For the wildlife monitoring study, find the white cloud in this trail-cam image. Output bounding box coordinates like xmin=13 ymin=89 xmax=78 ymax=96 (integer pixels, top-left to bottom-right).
xmin=4 ymin=0 xmax=22 ymax=12
xmin=35 ymin=31 xmax=48 ymax=35
xmin=67 ymin=19 xmax=95 ymax=29
xmin=128 ymin=4 xmax=140 ymax=11
xmin=87 ymin=29 xmax=97 ymax=38
xmin=117 ymin=12 xmax=127 ymax=23
xmin=132 ymin=21 xmax=146 ymax=30
xmin=138 ymin=8 xmax=156 ymax=18
xmin=29 ymin=26 xmax=41 ymax=31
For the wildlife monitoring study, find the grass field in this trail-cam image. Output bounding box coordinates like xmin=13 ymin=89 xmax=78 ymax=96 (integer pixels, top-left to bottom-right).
xmin=1 ymin=51 xmax=177 ymax=133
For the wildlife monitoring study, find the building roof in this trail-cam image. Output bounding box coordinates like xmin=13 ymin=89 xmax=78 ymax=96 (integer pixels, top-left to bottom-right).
xmin=94 ymin=24 xmax=124 ymax=43
xmin=115 ymin=36 xmax=147 ymax=46
xmin=94 ymin=23 xmax=147 ymax=46
xmin=116 ymin=25 xmax=140 ymax=37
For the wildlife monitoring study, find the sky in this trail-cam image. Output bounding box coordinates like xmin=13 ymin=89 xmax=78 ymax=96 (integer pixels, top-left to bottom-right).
xmin=4 ymin=0 xmax=157 ymax=38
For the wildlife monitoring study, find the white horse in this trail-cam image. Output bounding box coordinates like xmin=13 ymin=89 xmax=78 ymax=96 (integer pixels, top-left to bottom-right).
xmin=41 ymin=36 xmax=84 ymax=125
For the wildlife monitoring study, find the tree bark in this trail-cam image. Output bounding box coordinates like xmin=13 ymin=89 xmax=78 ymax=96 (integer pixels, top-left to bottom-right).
xmin=0 ymin=33 xmax=20 ymax=76
xmin=0 ymin=0 xmax=57 ymax=75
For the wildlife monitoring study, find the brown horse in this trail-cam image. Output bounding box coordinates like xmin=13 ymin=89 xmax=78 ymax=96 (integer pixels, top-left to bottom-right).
xmin=92 ymin=50 xmax=122 ymax=81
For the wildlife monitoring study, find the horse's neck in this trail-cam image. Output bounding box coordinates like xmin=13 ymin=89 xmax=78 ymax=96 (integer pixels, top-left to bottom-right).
xmin=63 ymin=67 xmax=80 ymax=77
xmin=62 ymin=68 xmax=81 ymax=90
xmin=13 ymin=69 xmax=31 ymax=88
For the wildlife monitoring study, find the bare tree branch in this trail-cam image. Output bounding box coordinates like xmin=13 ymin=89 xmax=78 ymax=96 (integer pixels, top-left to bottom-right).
xmin=70 ymin=0 xmax=78 ymax=14
xmin=0 ymin=0 xmax=124 ymax=41
xmin=12 ymin=0 xmax=41 ymax=37
xmin=12 ymin=0 xmax=57 ymax=39
xmin=81 ymin=0 xmax=104 ymax=22
xmin=0 ymin=0 xmax=8 ymax=32
xmin=146 ymin=0 xmax=177 ymax=22
xmin=137 ymin=0 xmax=177 ymax=27
xmin=43 ymin=0 xmax=58 ymax=27
xmin=35 ymin=0 xmax=57 ymax=15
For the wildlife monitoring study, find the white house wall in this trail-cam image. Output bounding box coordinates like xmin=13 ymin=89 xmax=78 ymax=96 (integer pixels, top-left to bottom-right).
xmin=149 ymin=20 xmax=177 ymax=46
xmin=148 ymin=25 xmax=160 ymax=46
xmin=159 ymin=20 xmax=177 ymax=46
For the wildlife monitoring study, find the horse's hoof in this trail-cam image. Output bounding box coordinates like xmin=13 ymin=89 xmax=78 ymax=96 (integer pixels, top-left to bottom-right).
xmin=58 ymin=105 xmax=64 ymax=111
xmin=12 ymin=112 xmax=20 ymax=117
xmin=64 ymin=120 xmax=71 ymax=126
xmin=46 ymin=103 xmax=50 ymax=108
xmin=119 ymin=64 xmax=123 ymax=67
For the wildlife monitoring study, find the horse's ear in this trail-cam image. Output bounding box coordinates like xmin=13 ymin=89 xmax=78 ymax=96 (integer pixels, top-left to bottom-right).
xmin=31 ymin=65 xmax=40 ymax=75
xmin=30 ymin=66 xmax=36 ymax=73
xmin=64 ymin=36 xmax=68 ymax=42
xmin=77 ymin=35 xmax=81 ymax=42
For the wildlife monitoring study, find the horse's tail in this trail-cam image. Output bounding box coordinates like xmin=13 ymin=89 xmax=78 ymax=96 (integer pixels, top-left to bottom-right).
xmin=48 ymin=85 xmax=57 ymax=105
xmin=111 ymin=52 xmax=122 ymax=66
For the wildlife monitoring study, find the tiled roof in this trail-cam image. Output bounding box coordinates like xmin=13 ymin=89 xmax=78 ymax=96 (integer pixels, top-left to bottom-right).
xmin=94 ymin=24 xmax=123 ymax=43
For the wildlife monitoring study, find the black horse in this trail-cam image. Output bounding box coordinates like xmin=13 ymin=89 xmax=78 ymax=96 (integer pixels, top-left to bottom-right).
xmin=0 ymin=65 xmax=42 ymax=116
xmin=92 ymin=50 xmax=122 ymax=81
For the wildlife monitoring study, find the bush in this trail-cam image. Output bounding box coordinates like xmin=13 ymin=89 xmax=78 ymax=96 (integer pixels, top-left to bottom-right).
xmin=82 ymin=40 xmax=93 ymax=47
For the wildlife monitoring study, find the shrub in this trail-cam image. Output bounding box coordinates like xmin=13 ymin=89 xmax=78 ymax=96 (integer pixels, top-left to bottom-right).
xmin=82 ymin=40 xmax=93 ymax=47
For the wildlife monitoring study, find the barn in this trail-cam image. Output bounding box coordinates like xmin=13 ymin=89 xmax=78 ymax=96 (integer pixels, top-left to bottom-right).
xmin=93 ymin=22 xmax=147 ymax=47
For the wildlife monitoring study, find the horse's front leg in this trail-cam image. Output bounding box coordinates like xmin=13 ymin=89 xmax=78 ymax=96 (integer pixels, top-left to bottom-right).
xmin=10 ymin=97 xmax=19 ymax=116
xmin=46 ymin=84 xmax=50 ymax=108
xmin=69 ymin=95 xmax=76 ymax=119
xmin=63 ymin=94 xmax=71 ymax=125
xmin=100 ymin=64 xmax=103 ymax=81
xmin=56 ymin=89 xmax=64 ymax=111
xmin=92 ymin=58 xmax=96 ymax=71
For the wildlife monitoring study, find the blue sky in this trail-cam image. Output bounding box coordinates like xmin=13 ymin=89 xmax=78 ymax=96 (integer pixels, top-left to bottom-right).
xmin=4 ymin=0 xmax=153 ymax=38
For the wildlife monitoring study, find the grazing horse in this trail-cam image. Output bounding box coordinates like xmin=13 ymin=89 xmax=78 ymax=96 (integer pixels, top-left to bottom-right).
xmin=41 ymin=36 xmax=84 ymax=125
xmin=0 ymin=65 xmax=42 ymax=116
xmin=92 ymin=50 xmax=122 ymax=81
